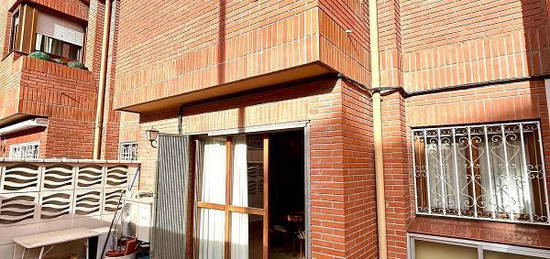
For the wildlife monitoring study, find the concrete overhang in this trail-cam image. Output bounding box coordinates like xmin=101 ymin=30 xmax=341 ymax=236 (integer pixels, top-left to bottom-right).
xmin=116 ymin=62 xmax=333 ymax=114
xmin=0 ymin=118 xmax=48 ymax=136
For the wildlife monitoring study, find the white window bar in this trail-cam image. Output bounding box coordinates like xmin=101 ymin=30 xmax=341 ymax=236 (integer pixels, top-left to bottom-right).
xmin=466 ymin=127 xmax=478 ymax=217
xmin=437 ymin=129 xmax=447 ymax=215
xmin=119 ymin=142 xmax=138 ymax=161
xmin=452 ymin=129 xmax=462 ymax=217
xmin=9 ymin=142 xmax=40 ymax=159
xmin=536 ymin=124 xmax=550 ymax=222
xmin=519 ymin=125 xmax=534 ymax=222
xmin=483 ymin=126 xmax=496 ymax=220
xmin=412 ymin=121 xmax=550 ymax=225
xmin=424 ymin=130 xmax=432 ymax=214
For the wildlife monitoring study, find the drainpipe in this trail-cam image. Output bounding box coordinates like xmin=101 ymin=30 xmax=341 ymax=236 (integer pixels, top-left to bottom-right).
xmin=177 ymin=104 xmax=185 ymax=134
xmin=93 ymin=0 xmax=112 ymax=159
xmin=369 ymin=0 xmax=387 ymax=258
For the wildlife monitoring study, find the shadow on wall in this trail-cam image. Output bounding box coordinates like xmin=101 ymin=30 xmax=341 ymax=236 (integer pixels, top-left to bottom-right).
xmin=521 ymin=0 xmax=549 ymax=141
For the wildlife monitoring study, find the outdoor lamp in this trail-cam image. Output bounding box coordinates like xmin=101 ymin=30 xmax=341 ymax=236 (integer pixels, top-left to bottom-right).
xmin=146 ymin=129 xmax=159 ymax=148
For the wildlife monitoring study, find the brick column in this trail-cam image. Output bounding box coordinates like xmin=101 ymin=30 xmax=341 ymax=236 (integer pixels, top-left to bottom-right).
xmin=382 ymin=91 xmax=412 ymax=259
xmin=309 ymin=79 xmax=377 ymax=258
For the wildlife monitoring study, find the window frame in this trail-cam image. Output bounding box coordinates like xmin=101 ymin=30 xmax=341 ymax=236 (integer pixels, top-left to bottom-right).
xmin=9 ymin=141 xmax=40 ymax=159
xmin=118 ymin=141 xmax=138 ymax=161
xmin=411 ymin=120 xmax=550 ymax=225
xmin=8 ymin=10 xmax=20 ymax=54
xmin=34 ymin=33 xmax=83 ymax=62
xmin=407 ymin=233 xmax=550 ymax=259
xmin=193 ymin=135 xmax=269 ymax=259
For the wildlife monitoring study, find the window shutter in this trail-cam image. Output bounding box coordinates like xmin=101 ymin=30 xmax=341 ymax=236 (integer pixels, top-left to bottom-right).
xmin=36 ymin=12 xmax=85 ymax=46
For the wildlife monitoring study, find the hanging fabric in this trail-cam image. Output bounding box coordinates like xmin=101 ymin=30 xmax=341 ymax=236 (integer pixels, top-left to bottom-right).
xmin=198 ymin=138 xmax=226 ymax=259
xmin=231 ymin=135 xmax=249 ymax=259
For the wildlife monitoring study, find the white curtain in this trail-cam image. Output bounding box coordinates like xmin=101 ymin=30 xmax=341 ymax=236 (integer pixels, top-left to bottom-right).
xmin=199 ymin=138 xmax=226 ymax=259
xmin=425 ymin=136 xmax=532 ymax=216
xmin=231 ymin=136 xmax=249 ymax=259
xmin=479 ymin=138 xmax=531 ymax=215
xmin=426 ymin=141 xmax=469 ymax=211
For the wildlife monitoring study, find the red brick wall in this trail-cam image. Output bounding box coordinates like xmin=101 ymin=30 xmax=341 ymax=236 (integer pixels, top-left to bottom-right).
xmin=0 ymin=127 xmax=46 ymax=157
xmin=0 ymin=0 xmax=121 ymax=160
xmin=401 ymin=0 xmax=549 ymax=92
xmin=43 ymin=117 xmax=94 ymax=158
xmin=381 ymin=91 xmax=411 ymax=259
xmin=378 ymin=0 xmax=402 ymax=88
xmin=114 ymin=0 xmax=320 ymax=109
xmin=318 ymin=0 xmax=371 ymax=84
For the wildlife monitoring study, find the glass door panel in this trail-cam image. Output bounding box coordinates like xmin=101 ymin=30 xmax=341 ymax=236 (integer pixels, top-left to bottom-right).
xmin=198 ymin=137 xmax=227 ymax=204
xmin=196 ymin=135 xmax=269 ymax=259
xmin=198 ymin=208 xmax=225 ymax=259
xmin=231 ymin=213 xmax=263 ymax=259
xmin=232 ymin=135 xmax=264 ymax=208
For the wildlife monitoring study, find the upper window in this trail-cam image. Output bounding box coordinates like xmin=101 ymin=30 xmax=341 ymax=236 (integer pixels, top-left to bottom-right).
xmin=9 ymin=11 xmax=20 ymax=53
xmin=34 ymin=12 xmax=85 ymax=61
xmin=412 ymin=121 xmax=549 ymax=224
xmin=119 ymin=142 xmax=138 ymax=161
xmin=9 ymin=142 xmax=40 ymax=159
xmin=35 ymin=34 xmax=82 ymax=61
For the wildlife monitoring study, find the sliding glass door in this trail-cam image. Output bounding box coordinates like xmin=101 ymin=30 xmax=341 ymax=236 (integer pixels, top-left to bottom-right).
xmin=196 ymin=135 xmax=268 ymax=259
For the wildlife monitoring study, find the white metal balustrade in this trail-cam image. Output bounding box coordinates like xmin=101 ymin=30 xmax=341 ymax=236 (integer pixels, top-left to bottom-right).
xmin=411 ymin=121 xmax=550 ymax=224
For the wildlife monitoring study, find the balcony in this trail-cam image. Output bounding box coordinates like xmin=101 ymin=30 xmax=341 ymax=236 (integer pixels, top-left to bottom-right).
xmin=0 ymin=55 xmax=95 ymax=126
xmin=412 ymin=121 xmax=550 ymax=225
xmin=113 ymin=1 xmax=370 ymax=113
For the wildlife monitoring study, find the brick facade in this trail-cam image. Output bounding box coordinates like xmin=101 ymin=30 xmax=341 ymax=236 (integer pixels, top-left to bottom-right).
xmin=0 ymin=0 xmax=120 ymax=159
xmin=0 ymin=0 xmax=547 ymax=258
xmin=111 ymin=0 xmax=550 ymax=258
xmin=134 ymin=78 xmax=378 ymax=258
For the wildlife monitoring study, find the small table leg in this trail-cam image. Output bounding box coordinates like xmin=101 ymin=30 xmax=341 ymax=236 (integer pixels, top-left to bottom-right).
xmin=85 ymin=239 xmax=89 ymax=259
xmin=37 ymin=246 xmax=44 ymax=259
xmin=21 ymin=248 xmax=26 ymax=259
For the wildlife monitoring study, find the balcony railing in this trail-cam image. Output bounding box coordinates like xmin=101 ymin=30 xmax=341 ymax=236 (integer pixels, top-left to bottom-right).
xmin=0 ymin=159 xmax=139 ymax=226
xmin=412 ymin=121 xmax=550 ymax=225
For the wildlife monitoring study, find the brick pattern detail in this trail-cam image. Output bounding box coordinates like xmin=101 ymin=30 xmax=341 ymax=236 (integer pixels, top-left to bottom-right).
xmin=407 ymin=81 xmax=546 ymax=127
xmin=409 ymin=217 xmax=550 ymax=249
xmin=381 ymin=91 xmax=411 ymax=259
xmin=114 ymin=0 xmax=320 ymax=109
xmin=378 ymin=0 xmax=402 ymax=88
xmin=402 ymin=0 xmax=550 ymax=92
xmin=318 ymin=0 xmax=370 ymax=85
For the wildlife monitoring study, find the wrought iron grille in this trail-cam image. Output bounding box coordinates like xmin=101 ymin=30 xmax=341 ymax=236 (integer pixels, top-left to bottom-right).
xmin=119 ymin=142 xmax=138 ymax=161
xmin=412 ymin=121 xmax=550 ymax=224
xmin=9 ymin=142 xmax=40 ymax=159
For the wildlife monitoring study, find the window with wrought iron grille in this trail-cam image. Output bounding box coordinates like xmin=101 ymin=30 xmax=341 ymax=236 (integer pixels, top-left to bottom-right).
xmin=9 ymin=142 xmax=40 ymax=159
xmin=119 ymin=142 xmax=138 ymax=161
xmin=412 ymin=121 xmax=549 ymax=224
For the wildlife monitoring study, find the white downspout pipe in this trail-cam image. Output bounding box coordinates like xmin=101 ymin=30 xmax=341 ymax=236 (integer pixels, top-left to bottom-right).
xmin=369 ymin=0 xmax=388 ymax=258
